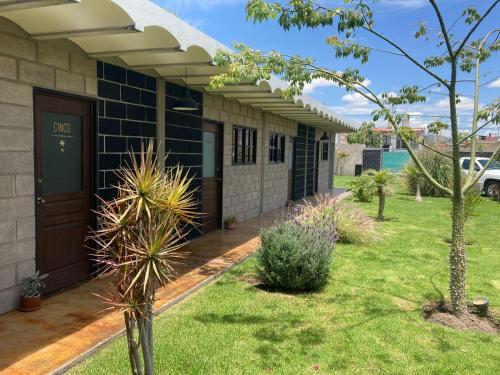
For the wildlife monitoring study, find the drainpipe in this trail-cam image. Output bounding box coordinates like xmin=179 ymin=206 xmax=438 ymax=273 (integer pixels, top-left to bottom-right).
xmin=259 ymin=110 xmax=265 ymax=228
xmin=156 ymin=78 xmax=166 ymax=169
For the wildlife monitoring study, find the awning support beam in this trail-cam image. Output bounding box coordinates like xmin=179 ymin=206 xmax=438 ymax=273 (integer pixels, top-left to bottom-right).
xmin=31 ymin=25 xmax=138 ymax=40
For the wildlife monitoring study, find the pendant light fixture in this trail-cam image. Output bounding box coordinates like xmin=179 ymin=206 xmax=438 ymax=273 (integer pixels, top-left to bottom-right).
xmin=173 ymin=68 xmax=199 ymax=111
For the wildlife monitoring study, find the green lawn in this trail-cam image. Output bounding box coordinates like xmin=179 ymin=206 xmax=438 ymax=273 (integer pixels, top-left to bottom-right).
xmin=334 ymin=175 xmax=355 ymax=189
xmin=72 ymin=187 xmax=500 ymax=375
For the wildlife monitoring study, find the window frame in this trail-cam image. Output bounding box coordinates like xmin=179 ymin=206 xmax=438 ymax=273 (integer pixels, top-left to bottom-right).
xmin=232 ymin=125 xmax=257 ymax=165
xmin=321 ymin=141 xmax=329 ymax=161
xmin=269 ymin=133 xmax=286 ymax=163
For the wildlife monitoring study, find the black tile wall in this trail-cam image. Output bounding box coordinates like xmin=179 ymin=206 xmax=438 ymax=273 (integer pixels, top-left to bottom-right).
xmin=293 ymin=124 xmax=306 ymax=200
xmin=97 ymin=61 xmax=157 ymax=200
xmin=165 ymin=81 xmax=203 ymax=239
xmin=363 ymin=148 xmax=383 ymax=171
xmin=305 ymin=126 xmax=316 ymax=196
xmin=294 ymin=124 xmax=316 ymax=200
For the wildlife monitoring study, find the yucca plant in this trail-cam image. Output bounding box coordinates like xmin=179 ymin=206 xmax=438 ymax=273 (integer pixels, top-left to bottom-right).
xmin=364 ymin=169 xmax=394 ymax=221
xmin=89 ymin=142 xmax=199 ymax=375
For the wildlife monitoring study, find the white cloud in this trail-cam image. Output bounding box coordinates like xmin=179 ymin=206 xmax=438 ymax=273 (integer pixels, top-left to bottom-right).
xmin=341 ymin=92 xmax=370 ymax=107
xmin=435 ymin=96 xmax=476 ymax=111
xmin=303 ymin=78 xmax=338 ymax=94
xmin=488 ymin=78 xmax=500 ymax=88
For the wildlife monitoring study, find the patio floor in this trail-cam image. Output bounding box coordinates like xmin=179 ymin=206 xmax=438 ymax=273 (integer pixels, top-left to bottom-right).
xmin=0 ymin=190 xmax=350 ymax=375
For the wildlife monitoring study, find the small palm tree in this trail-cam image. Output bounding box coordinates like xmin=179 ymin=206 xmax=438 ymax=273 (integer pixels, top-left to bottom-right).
xmin=364 ymin=169 xmax=393 ymax=221
xmin=404 ymin=164 xmax=423 ymax=202
xmin=89 ymin=142 xmax=199 ymax=375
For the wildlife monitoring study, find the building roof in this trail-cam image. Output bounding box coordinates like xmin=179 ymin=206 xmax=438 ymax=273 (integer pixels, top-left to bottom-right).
xmin=373 ymin=127 xmax=425 ymax=135
xmin=0 ymin=0 xmax=355 ymax=132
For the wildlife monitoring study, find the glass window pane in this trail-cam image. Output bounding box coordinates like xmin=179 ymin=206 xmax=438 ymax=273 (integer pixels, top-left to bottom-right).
xmin=232 ymin=128 xmax=237 ymax=163
xmin=203 ymin=131 xmax=216 ymax=178
xmin=252 ymin=130 xmax=257 ymax=163
xmin=42 ymin=111 xmax=82 ymax=195
xmin=237 ymin=128 xmax=243 ymax=163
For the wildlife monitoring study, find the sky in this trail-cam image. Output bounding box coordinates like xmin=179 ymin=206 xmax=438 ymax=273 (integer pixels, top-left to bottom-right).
xmin=153 ymin=0 xmax=500 ymax=135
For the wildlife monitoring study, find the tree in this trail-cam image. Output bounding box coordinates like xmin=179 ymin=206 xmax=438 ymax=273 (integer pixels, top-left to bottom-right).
xmin=89 ymin=143 xmax=199 ymax=375
xmin=347 ymin=121 xmax=382 ymax=147
xmin=404 ymin=164 xmax=424 ymax=202
xmin=365 ymin=169 xmax=393 ymax=221
xmin=210 ymin=0 xmax=500 ymax=316
xmin=336 ymin=150 xmax=350 ymax=175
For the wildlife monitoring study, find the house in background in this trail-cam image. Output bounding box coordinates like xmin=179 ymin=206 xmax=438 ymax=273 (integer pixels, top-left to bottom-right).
xmin=374 ymin=120 xmax=424 ymax=150
xmin=0 ymin=0 xmax=354 ymax=314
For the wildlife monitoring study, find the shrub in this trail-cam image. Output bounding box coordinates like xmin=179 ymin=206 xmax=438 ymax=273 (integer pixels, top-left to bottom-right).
xmin=257 ymin=221 xmax=335 ymax=292
xmin=298 ymin=194 xmax=378 ymax=244
xmin=402 ymin=149 xmax=452 ymax=197
xmin=463 ymin=188 xmax=483 ymax=222
xmin=349 ymin=173 xmax=377 ymax=202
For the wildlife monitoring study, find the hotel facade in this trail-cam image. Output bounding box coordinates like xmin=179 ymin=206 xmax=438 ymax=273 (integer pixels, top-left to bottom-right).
xmin=0 ymin=0 xmax=353 ymax=314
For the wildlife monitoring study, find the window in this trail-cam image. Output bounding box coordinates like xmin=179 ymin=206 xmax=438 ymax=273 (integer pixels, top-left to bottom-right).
xmin=232 ymin=126 xmax=257 ymax=164
xmin=321 ymin=142 xmax=329 ymax=161
xmin=269 ymin=133 xmax=285 ymax=163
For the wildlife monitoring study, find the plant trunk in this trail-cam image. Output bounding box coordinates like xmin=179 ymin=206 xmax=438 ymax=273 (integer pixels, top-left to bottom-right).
xmin=449 ymin=66 xmax=467 ymax=316
xmin=146 ymin=295 xmax=154 ymax=365
xmin=450 ymin=193 xmax=467 ymax=315
xmin=377 ymin=186 xmax=385 ymax=221
xmin=124 ymin=311 xmax=142 ymax=375
xmin=415 ymin=183 xmax=422 ymax=202
xmin=137 ymin=313 xmax=154 ymax=375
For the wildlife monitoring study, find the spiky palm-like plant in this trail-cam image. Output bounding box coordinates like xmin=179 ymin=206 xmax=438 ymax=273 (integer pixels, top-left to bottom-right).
xmin=89 ymin=142 xmax=199 ymax=375
xmin=403 ymin=164 xmax=423 ymax=202
xmin=364 ymin=169 xmax=394 ymax=221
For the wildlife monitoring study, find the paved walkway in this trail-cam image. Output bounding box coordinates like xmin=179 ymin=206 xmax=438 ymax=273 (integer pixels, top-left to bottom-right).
xmin=0 ymin=190 xmax=350 ymax=375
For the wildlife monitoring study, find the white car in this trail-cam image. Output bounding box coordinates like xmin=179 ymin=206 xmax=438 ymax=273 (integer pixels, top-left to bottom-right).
xmin=460 ymin=157 xmax=500 ymax=197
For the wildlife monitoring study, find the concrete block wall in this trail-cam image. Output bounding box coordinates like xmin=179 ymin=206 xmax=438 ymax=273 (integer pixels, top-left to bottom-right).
xmin=0 ymin=23 xmax=97 ymax=314
xmin=317 ymin=133 xmax=331 ymax=194
xmin=262 ymin=113 xmax=296 ymax=212
xmin=334 ymin=143 xmax=364 ymax=176
xmin=203 ymin=94 xmax=263 ymax=223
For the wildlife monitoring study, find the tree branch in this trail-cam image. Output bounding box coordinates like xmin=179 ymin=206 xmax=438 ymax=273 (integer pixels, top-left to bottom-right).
xmin=428 ymin=0 xmax=454 ymax=58
xmin=459 ymin=118 xmax=496 ymax=143
xmin=454 ymin=0 xmax=500 ymax=57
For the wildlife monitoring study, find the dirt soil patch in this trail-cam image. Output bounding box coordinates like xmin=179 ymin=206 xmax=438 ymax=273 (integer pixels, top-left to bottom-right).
xmin=423 ymin=300 xmax=499 ymax=334
xmin=237 ymin=274 xmax=262 ymax=287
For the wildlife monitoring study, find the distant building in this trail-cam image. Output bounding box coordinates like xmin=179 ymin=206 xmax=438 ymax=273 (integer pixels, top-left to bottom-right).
xmin=373 ymin=120 xmax=424 ymax=150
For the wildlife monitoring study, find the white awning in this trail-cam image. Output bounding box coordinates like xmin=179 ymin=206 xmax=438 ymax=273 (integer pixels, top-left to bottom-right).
xmin=0 ymin=0 xmax=355 ymax=132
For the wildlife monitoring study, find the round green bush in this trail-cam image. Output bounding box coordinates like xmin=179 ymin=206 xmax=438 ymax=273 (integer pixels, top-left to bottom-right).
xmin=256 ymin=221 xmax=335 ymax=292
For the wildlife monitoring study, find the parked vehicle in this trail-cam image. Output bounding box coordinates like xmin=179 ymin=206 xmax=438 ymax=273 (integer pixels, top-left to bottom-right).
xmin=460 ymin=157 xmax=500 ymax=197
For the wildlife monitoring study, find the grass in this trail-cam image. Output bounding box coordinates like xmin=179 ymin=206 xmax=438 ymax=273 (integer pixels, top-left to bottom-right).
xmin=334 ymin=175 xmax=355 ymax=189
xmin=72 ymin=184 xmax=500 ymax=375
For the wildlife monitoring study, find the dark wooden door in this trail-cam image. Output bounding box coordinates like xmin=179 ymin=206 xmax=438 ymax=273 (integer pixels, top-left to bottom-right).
xmin=287 ymin=137 xmax=294 ymax=201
xmin=202 ymin=121 xmax=222 ymax=233
xmin=34 ymin=92 xmax=93 ymax=294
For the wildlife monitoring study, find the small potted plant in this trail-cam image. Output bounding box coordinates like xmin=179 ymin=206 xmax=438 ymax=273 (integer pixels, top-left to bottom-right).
xmin=224 ymin=215 xmax=238 ymax=230
xmin=19 ymin=271 xmax=48 ymax=312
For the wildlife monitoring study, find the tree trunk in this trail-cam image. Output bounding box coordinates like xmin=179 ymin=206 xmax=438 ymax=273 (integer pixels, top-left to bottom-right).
xmin=377 ymin=186 xmax=385 ymax=221
xmin=415 ymin=183 xmax=422 ymax=202
xmin=449 ymin=68 xmax=467 ymax=316
xmin=137 ymin=313 xmax=153 ymax=375
xmin=450 ymin=193 xmax=467 ymax=315
xmin=124 ymin=311 xmax=142 ymax=375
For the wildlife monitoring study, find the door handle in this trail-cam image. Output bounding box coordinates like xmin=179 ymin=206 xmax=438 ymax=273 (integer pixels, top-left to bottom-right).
xmin=37 ymin=197 xmax=46 ymax=205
